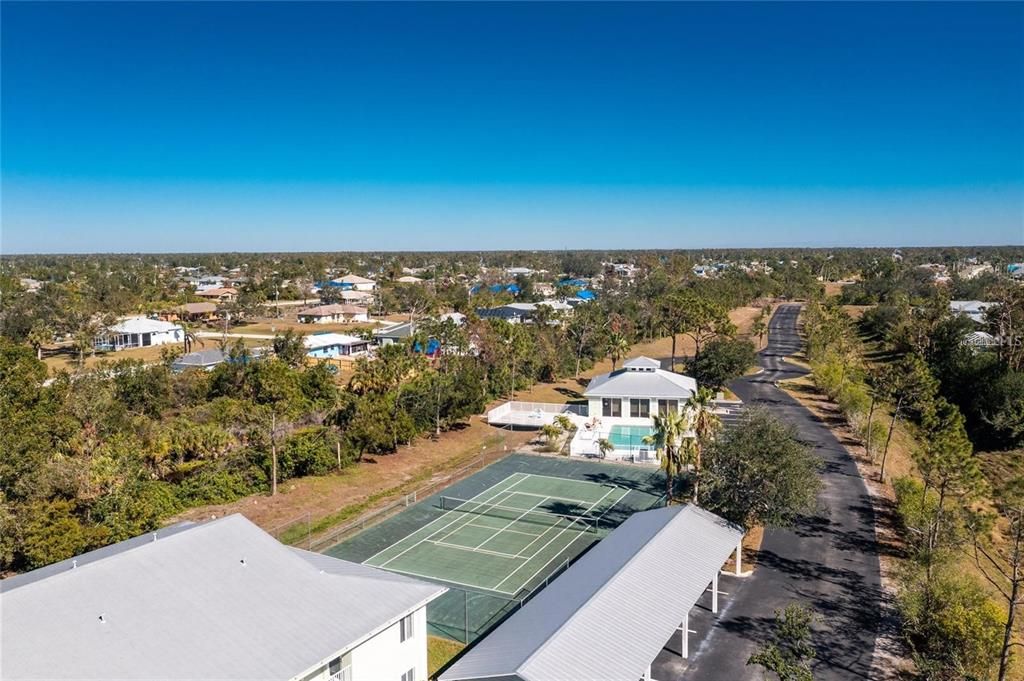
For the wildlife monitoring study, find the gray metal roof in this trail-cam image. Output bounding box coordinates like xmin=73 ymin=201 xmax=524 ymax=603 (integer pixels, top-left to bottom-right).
xmin=584 ymin=364 xmax=697 ymax=400
xmin=375 ymin=321 xmax=415 ymax=339
xmin=439 ymin=505 xmax=743 ymax=681
xmin=1 ymin=514 xmax=446 ymax=681
xmin=622 ymin=356 xmax=662 ymax=370
xmin=171 ymin=348 xmax=227 ymax=368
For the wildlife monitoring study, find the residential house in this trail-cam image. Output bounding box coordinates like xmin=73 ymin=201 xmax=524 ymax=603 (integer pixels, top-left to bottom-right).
xmin=476 ymin=301 xmax=573 ymax=324
xmin=95 ymin=317 xmax=183 ymax=351
xmin=338 ymin=290 xmax=376 ymax=305
xmin=396 ymin=276 xmax=424 ymax=284
xmin=305 ymin=333 xmax=372 ymax=359
xmin=964 ymin=331 xmax=999 ymax=351
xmin=297 ymin=304 xmax=370 ymax=325
xmin=195 ymin=287 xmax=238 ymax=303
xmin=334 ymin=274 xmax=377 ymax=292
xmin=159 ymin=302 xmax=219 ymax=323
xmin=374 ymin=321 xmax=416 ymax=346
xmin=0 ymin=514 xmax=445 ymax=681
xmin=571 ymin=356 xmax=697 ymax=462
xmin=171 ymin=348 xmax=228 ymax=372
xmin=950 ymin=300 xmax=991 ymax=324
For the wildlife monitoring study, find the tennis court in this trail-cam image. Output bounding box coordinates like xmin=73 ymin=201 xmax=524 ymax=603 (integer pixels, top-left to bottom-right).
xmin=326 ymin=453 xmax=665 ymax=642
xmin=364 ymin=472 xmax=629 ymax=596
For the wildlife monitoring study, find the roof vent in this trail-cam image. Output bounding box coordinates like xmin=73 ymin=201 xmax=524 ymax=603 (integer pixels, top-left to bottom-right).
xmin=98 ymin=614 xmax=106 ymax=624
xmin=240 ymin=558 xmax=247 ymax=567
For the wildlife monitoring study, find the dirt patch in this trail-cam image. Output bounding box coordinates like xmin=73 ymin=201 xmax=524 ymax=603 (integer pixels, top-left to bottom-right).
xmin=175 ymin=416 xmax=533 ymax=533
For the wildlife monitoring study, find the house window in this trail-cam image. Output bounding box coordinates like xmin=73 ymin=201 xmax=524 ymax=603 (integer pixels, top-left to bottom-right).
xmin=601 ymin=398 xmax=621 ymax=418
xmin=629 ymin=399 xmax=650 ymax=418
xmin=657 ymin=399 xmax=679 ymax=415
xmin=327 ymin=652 xmax=352 ymax=681
xmin=400 ymin=613 xmax=414 ymax=642
xmin=401 ymin=668 xmax=416 ymax=681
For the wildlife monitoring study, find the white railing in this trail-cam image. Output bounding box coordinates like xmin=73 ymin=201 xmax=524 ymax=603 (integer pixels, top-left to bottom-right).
xmin=486 ymin=401 xmax=587 ymax=426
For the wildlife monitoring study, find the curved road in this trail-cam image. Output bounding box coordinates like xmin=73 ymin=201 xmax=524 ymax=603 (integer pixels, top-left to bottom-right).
xmin=684 ymin=303 xmax=881 ymax=679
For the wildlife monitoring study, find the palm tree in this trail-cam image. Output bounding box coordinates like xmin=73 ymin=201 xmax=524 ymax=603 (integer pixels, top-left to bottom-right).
xmin=643 ymin=410 xmax=689 ymax=505
xmin=180 ymin=320 xmax=202 ymax=355
xmin=607 ymin=333 xmax=630 ymax=371
xmin=686 ymin=386 xmax=721 ymax=504
xmin=540 ymin=423 xmax=562 ymax=450
xmin=597 ymin=438 xmax=614 ymax=459
xmin=751 ymin=314 xmax=768 ymax=350
xmin=26 ymin=323 xmax=51 ymax=360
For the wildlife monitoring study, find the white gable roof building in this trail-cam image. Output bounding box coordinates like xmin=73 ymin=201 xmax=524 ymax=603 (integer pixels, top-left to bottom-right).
xmin=440 ymin=505 xmax=743 ymax=681
xmin=1 ymin=514 xmax=445 ymax=681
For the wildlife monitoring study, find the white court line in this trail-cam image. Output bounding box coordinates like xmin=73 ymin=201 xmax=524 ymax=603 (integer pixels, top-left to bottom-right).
xmin=426 ymin=540 xmax=529 ymax=561
xmin=433 ymin=490 xmax=518 ymax=544
xmin=500 ymin=489 xmax=595 ymax=506
xmin=493 ymin=486 xmax=616 ymax=592
xmin=473 ymin=497 xmax=549 ymax=551
xmin=512 ymin=485 xmax=620 ymax=560
xmin=518 ymin=471 xmax=624 ymax=492
xmin=372 ymin=562 xmax=521 ymax=596
xmin=365 ymin=473 xmax=529 ymax=567
xmin=463 ymin=521 xmax=543 ymax=538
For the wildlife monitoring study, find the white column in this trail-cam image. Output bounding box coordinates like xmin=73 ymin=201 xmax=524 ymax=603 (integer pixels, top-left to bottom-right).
xmin=712 ymin=572 xmax=719 ymax=614
xmin=643 ymin=665 xmax=651 ymax=681
xmin=681 ymin=613 xmax=689 ymax=659
xmin=734 ymin=539 xmax=743 ymax=576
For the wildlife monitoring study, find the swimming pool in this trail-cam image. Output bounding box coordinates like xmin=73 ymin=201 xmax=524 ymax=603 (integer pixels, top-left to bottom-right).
xmin=608 ymin=424 xmax=655 ymax=449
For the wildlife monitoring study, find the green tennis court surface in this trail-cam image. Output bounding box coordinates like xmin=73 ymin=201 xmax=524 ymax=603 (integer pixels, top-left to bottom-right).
xmin=325 ymin=453 xmax=665 ymax=642
xmin=363 ymin=472 xmax=629 ymax=596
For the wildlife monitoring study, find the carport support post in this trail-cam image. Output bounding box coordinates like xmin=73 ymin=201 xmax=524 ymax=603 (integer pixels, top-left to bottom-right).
xmin=712 ymin=572 xmax=719 ymax=614
xmin=681 ymin=612 xmax=689 ymax=659
xmin=734 ymin=539 xmax=743 ymax=576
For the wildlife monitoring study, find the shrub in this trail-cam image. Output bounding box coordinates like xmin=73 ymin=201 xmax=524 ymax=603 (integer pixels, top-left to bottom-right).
xmin=897 ymin=565 xmax=1002 ymax=680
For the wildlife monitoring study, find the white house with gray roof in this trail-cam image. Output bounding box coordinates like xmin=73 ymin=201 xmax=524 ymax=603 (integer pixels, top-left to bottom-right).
xmin=571 ymin=357 xmax=697 ymax=462
xmin=0 ymin=514 xmax=445 ymax=681
xmin=438 ymin=505 xmax=744 ymax=681
xmin=487 ymin=357 xmax=699 ymax=463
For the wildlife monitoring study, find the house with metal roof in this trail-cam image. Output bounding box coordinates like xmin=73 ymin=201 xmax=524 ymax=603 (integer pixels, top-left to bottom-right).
xmin=570 ymin=357 xmax=698 ymax=462
xmin=297 ymin=303 xmax=369 ymax=325
xmin=171 ymin=347 xmax=228 ymax=372
xmin=333 ymin=274 xmax=377 ymax=292
xmin=95 ymin=316 xmax=184 ymax=351
xmin=0 ymin=514 xmax=445 ymax=681
xmin=305 ymin=332 xmax=372 ymax=359
xmin=438 ymin=505 xmax=743 ymax=681
xmin=950 ymin=300 xmax=992 ymax=324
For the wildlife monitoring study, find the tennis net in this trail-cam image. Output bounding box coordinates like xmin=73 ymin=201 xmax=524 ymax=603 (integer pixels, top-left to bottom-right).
xmin=438 ymin=496 xmax=599 ymax=533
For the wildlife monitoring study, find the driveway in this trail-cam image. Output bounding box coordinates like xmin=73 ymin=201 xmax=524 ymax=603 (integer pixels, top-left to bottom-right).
xmin=674 ymin=303 xmax=881 ymax=680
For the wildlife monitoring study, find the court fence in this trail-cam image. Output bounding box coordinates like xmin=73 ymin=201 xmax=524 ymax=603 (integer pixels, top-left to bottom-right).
xmin=268 ymin=426 xmax=518 ymax=552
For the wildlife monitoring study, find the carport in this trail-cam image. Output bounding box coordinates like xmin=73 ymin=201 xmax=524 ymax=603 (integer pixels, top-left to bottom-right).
xmin=438 ymin=505 xmax=744 ymax=681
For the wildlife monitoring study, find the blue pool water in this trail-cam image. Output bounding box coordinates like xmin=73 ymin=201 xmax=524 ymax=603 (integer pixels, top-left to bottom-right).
xmin=608 ymin=424 xmax=655 ymax=448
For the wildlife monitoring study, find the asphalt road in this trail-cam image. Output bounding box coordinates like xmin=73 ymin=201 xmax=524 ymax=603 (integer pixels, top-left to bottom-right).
xmin=681 ymin=303 xmax=881 ymax=680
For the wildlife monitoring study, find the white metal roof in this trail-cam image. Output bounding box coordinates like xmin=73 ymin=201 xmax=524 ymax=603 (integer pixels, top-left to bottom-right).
xmin=439 ymin=505 xmax=743 ymax=681
xmin=336 ymin=274 xmax=375 ymax=284
xmin=584 ymin=362 xmax=697 ymax=400
xmin=304 ymin=333 xmax=368 ymax=350
xmin=0 ymin=515 xmax=445 ymax=681
xmin=108 ymin=316 xmax=182 ymax=334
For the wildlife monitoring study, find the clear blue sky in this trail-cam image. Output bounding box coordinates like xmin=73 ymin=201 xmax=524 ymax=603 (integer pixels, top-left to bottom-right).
xmin=2 ymin=1 xmax=1022 ymax=253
